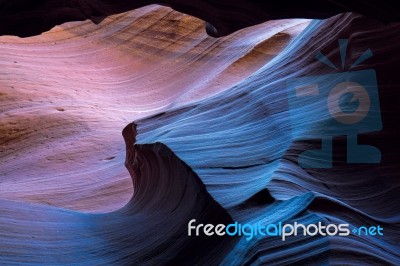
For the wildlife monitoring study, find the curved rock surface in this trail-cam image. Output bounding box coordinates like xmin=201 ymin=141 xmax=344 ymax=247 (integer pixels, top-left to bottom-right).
xmin=0 ymin=122 xmax=235 ymax=265
xmin=0 ymin=6 xmax=307 ymax=212
xmin=1 ymin=3 xmax=400 ymax=266
xmin=134 ymin=12 xmax=400 ymax=265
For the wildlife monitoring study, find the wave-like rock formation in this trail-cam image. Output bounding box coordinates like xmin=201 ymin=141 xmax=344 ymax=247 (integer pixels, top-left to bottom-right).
xmin=0 ymin=6 xmax=308 ymax=212
xmin=0 ymin=122 xmax=235 ymax=265
xmin=1 ymin=3 xmax=400 ymax=266
xmin=134 ymin=12 xmax=400 ymax=266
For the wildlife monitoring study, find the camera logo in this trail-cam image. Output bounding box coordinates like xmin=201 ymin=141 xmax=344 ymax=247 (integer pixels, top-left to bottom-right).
xmin=287 ymin=39 xmax=382 ymax=168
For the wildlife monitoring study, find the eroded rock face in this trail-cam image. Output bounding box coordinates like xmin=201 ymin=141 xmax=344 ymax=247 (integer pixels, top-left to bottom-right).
xmin=133 ymin=12 xmax=400 ymax=264
xmin=1 ymin=2 xmax=400 ymax=266
xmin=0 ymin=122 xmax=236 ymax=265
xmin=0 ymin=6 xmax=307 ymax=212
